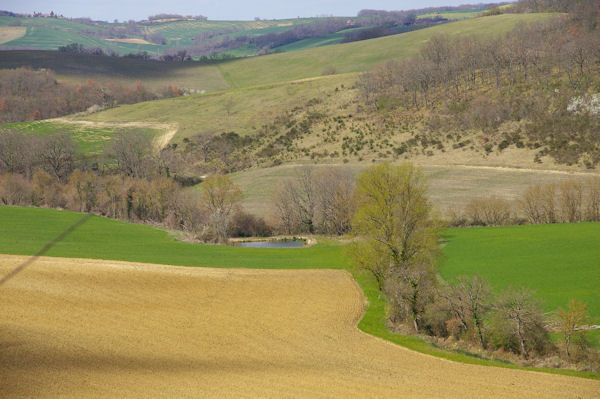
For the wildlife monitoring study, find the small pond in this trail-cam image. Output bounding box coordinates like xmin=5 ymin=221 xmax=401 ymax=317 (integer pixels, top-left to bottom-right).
xmin=238 ymin=240 xmax=305 ymax=248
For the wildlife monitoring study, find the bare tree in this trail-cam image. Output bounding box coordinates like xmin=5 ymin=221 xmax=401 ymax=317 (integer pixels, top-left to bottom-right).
xmin=200 ymin=174 xmax=242 ymax=243
xmin=465 ymin=196 xmax=512 ymax=226
xmin=39 ymin=133 xmax=76 ymax=183
xmin=106 ymin=131 xmax=155 ymax=178
xmin=442 ymin=275 xmax=491 ymax=348
xmin=493 ymin=287 xmax=550 ymax=359
xmin=558 ymin=180 xmax=584 ymax=223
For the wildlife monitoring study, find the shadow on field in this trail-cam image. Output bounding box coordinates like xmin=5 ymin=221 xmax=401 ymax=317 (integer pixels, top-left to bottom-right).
xmin=0 ymin=325 xmax=309 ymax=397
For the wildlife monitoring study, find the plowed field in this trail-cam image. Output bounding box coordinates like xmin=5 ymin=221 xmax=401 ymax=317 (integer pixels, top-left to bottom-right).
xmin=1 ymin=255 xmax=598 ymax=398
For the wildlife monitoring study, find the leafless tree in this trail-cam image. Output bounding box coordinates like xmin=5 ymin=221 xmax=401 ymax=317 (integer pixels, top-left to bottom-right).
xmin=39 ymin=133 xmax=76 ymax=183
xmin=106 ymin=131 xmax=155 ymax=178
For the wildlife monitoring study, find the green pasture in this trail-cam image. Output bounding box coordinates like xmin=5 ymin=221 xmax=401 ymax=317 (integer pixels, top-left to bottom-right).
xmin=1 ymin=121 xmax=163 ymax=154
xmin=0 ymin=205 xmax=597 ymax=379
xmin=218 ymin=13 xmax=556 ymax=88
xmin=440 ymin=223 xmax=600 ymax=322
xmin=0 ymin=206 xmax=348 ymax=269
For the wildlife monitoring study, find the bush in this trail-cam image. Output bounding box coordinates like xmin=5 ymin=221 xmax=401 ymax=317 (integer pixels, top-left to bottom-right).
xmin=230 ymin=211 xmax=273 ymax=237
xmin=464 ymin=196 xmax=513 ymax=226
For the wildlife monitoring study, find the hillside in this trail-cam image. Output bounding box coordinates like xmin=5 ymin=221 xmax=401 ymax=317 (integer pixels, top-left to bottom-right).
xmin=0 ymin=13 xmax=553 ymax=91
xmin=0 ymin=6 xmax=485 ymax=58
xmin=27 ymin=13 xmax=557 ymax=142
xmin=218 ymin=13 xmax=555 ymax=88
xmin=0 ymin=50 xmax=229 ymax=91
xmin=0 ymin=16 xmax=315 ymax=55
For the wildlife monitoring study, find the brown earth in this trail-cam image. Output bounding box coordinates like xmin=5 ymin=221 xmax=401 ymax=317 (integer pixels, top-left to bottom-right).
xmin=0 ymin=27 xmax=27 ymax=45
xmin=105 ymin=38 xmax=153 ymax=45
xmin=1 ymin=255 xmax=598 ymax=398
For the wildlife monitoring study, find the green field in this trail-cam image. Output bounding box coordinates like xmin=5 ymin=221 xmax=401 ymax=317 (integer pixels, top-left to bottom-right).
xmin=1 ymin=121 xmax=165 ymax=154
xmin=0 ymin=16 xmax=314 ymax=55
xmin=441 ymin=224 xmax=600 ymax=322
xmin=0 ymin=205 xmax=597 ymax=379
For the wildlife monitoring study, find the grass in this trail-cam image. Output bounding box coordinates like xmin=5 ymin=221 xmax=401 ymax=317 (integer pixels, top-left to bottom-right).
xmin=0 ymin=50 xmax=229 ymax=92
xmin=0 ymin=206 xmax=348 ymax=269
xmin=0 ymin=205 xmax=597 ymax=380
xmin=229 ymin=163 xmax=588 ymax=218
xmin=80 ymin=73 xmax=356 ymax=140
xmin=440 ymin=223 xmax=600 ymax=323
xmin=417 ymin=10 xmax=483 ymax=20
xmin=0 ymin=121 xmax=164 ymax=154
xmin=218 ymin=13 xmax=557 ymax=88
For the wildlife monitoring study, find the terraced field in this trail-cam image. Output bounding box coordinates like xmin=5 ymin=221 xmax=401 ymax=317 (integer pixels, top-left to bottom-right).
xmin=1 ymin=255 xmax=598 ymax=398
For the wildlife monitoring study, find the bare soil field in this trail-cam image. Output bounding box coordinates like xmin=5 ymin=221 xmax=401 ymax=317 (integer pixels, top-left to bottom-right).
xmin=1 ymin=255 xmax=598 ymax=398
xmin=0 ymin=27 xmax=26 ymax=45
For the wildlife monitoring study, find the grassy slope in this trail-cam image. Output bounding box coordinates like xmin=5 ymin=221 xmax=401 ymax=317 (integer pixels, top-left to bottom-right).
xmin=0 ymin=205 xmax=597 ymax=380
xmin=218 ymin=13 xmax=555 ymax=88
xmin=417 ymin=10 xmax=483 ymax=20
xmin=80 ymin=73 xmax=356 ymax=139
xmin=0 ymin=50 xmax=229 ymax=91
xmin=1 ymin=121 xmax=164 ymax=154
xmin=440 ymin=224 xmax=600 ymax=321
xmin=54 ymin=14 xmax=556 ymax=143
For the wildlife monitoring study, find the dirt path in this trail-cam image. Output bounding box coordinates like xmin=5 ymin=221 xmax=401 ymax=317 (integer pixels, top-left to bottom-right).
xmin=50 ymin=118 xmax=178 ymax=151
xmin=1 ymin=255 xmax=598 ymax=398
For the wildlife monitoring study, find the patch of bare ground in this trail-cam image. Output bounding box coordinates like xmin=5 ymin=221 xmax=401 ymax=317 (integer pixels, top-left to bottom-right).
xmin=1 ymin=255 xmax=598 ymax=398
xmin=0 ymin=27 xmax=26 ymax=44
xmin=105 ymin=38 xmax=153 ymax=45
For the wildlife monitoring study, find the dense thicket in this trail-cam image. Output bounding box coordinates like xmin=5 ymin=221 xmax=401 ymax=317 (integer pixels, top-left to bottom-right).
xmin=0 ymin=68 xmax=183 ymax=123
xmin=359 ymin=6 xmax=600 ymax=167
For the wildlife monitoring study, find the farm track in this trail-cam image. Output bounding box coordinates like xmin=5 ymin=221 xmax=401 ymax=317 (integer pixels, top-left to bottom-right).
xmin=1 ymin=255 xmax=598 ymax=398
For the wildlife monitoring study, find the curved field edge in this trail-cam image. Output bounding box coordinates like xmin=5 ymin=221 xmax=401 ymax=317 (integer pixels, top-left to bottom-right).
xmin=0 ymin=206 xmax=597 ymax=380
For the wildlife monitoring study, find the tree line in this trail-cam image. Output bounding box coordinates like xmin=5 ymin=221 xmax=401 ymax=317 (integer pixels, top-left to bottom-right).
xmin=0 ymin=68 xmax=184 ymax=123
xmin=0 ymin=130 xmax=269 ymax=242
xmin=447 ymin=178 xmax=600 ymax=227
